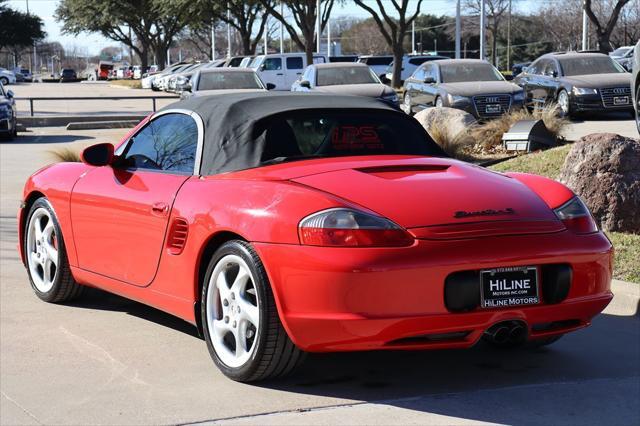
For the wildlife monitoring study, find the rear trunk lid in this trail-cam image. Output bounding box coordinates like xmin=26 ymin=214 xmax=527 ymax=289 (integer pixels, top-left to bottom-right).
xmin=290 ymin=157 xmax=564 ymax=237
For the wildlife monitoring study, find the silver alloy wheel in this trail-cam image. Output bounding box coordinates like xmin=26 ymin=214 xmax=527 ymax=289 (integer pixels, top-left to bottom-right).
xmin=435 ymin=97 xmax=443 ymax=107
xmin=558 ymin=90 xmax=570 ymax=116
xmin=403 ymin=93 xmax=411 ymax=114
xmin=206 ymin=254 xmax=260 ymax=368
xmin=26 ymin=207 xmax=59 ymax=293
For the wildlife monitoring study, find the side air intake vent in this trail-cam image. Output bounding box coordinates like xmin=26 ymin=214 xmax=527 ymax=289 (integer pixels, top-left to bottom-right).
xmin=167 ymin=218 xmax=189 ymax=255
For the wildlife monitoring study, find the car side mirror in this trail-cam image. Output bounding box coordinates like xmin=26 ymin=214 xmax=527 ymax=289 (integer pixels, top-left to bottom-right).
xmin=299 ymin=80 xmax=311 ymax=89
xmin=423 ymin=76 xmax=435 ymax=84
xmin=259 ymin=63 xmax=266 ymax=71
xmin=6 ymin=90 xmax=13 ymax=98
xmin=81 ymin=143 xmax=114 ymax=167
xmin=266 ymin=83 xmax=276 ymax=90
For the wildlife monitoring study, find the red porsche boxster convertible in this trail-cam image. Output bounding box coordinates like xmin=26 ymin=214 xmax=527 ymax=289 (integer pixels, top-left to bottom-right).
xmin=18 ymin=93 xmax=613 ymax=381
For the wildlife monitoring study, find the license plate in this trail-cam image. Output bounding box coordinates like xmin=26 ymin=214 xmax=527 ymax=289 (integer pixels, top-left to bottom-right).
xmin=480 ymin=266 xmax=539 ymax=308
xmin=613 ymin=96 xmax=629 ymax=105
xmin=486 ymin=104 xmax=501 ymax=113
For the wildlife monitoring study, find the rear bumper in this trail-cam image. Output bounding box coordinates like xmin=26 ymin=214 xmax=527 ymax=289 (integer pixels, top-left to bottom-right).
xmin=254 ymin=231 xmax=613 ymax=352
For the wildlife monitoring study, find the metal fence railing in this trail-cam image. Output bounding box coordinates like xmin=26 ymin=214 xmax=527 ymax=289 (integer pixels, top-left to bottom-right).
xmin=15 ymin=95 xmax=180 ymax=117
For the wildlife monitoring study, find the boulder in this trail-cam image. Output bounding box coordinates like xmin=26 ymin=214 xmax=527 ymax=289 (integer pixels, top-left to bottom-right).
xmin=559 ymin=133 xmax=640 ymax=233
xmin=414 ymin=107 xmax=476 ymax=145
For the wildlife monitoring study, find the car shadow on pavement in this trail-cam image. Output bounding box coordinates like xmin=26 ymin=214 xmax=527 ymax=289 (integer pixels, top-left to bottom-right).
xmin=258 ymin=313 xmax=639 ymax=425
xmin=65 ymin=287 xmax=200 ymax=338
xmin=2 ymin=134 xmax=95 ymax=144
xmin=569 ymin=111 xmax=635 ymax=123
xmin=61 ymin=286 xmax=638 ymax=424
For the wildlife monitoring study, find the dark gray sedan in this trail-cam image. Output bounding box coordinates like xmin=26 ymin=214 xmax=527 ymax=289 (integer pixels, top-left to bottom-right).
xmin=401 ymin=59 xmax=525 ymax=119
xmin=514 ymin=52 xmax=633 ymax=118
xmin=0 ymin=82 xmax=17 ymax=140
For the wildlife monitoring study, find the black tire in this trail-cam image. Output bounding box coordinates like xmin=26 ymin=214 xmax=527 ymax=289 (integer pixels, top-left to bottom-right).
xmin=201 ymin=240 xmax=304 ymax=382
xmin=0 ymin=77 xmax=8 ymax=85
xmin=23 ymin=198 xmax=84 ymax=303
xmin=635 ymin=85 xmax=639 ymax=134
xmin=556 ymin=89 xmax=572 ymax=119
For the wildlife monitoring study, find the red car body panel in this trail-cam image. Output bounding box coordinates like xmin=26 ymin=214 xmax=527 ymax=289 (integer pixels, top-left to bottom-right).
xmin=18 ymin=136 xmax=614 ymax=353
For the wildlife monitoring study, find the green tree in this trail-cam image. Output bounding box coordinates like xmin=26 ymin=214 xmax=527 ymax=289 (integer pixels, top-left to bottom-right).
xmin=0 ymin=3 xmax=46 ymax=65
xmin=56 ymin=0 xmax=200 ymax=68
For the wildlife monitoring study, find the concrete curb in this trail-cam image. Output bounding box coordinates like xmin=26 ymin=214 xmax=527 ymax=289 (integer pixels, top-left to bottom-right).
xmin=18 ymin=115 xmax=147 ymax=128
xmin=606 ymin=279 xmax=640 ymax=316
xmin=66 ymin=120 xmax=140 ymax=130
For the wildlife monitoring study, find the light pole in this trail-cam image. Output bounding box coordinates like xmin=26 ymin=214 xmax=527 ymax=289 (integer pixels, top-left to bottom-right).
xmin=582 ymin=0 xmax=589 ymax=50
xmin=455 ymin=0 xmax=461 ymax=59
xmin=227 ymin=3 xmax=232 ymax=58
xmin=479 ymin=0 xmax=486 ymax=60
xmin=316 ymin=0 xmax=321 ymax=53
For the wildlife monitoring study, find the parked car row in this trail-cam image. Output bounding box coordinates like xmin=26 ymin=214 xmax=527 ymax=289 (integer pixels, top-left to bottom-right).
xmin=399 ymin=50 xmax=635 ymax=121
xmin=0 ymin=82 xmax=17 ymax=140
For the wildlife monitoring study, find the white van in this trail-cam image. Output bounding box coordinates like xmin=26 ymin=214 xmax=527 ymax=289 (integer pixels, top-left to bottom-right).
xmin=250 ymin=53 xmax=328 ymax=90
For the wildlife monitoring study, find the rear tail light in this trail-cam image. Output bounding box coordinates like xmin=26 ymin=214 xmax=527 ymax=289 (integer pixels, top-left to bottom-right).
xmin=298 ymin=208 xmax=414 ymax=247
xmin=554 ymin=197 xmax=598 ymax=234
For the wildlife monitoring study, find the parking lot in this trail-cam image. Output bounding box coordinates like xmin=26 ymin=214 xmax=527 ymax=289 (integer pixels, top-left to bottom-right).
xmin=1 ymin=126 xmax=639 ymax=425
xmin=10 ymin=82 xmax=177 ymax=117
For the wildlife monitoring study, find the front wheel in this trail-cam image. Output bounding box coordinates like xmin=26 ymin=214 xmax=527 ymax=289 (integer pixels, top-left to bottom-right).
xmin=0 ymin=77 xmax=8 ymax=85
xmin=435 ymin=96 xmax=444 ymax=108
xmin=635 ymin=85 xmax=639 ymax=134
xmin=556 ymin=89 xmax=571 ymax=118
xmin=402 ymin=92 xmax=413 ymax=115
xmin=201 ymin=240 xmax=304 ymax=382
xmin=24 ymin=198 xmax=83 ymax=302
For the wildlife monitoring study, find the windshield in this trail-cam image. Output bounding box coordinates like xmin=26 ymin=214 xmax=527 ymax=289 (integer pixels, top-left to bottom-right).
xmin=559 ymin=56 xmax=624 ymax=76
xmin=440 ymin=63 xmax=504 ymax=83
xmin=197 ymin=72 xmax=263 ymax=90
xmin=249 ymin=56 xmax=263 ymax=69
xmin=317 ymin=66 xmax=379 ymax=86
xmin=256 ymin=111 xmax=443 ymax=165
xmin=610 ymin=47 xmax=631 ymax=57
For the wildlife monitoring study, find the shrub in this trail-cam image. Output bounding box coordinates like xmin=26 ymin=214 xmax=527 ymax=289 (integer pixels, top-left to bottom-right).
xmin=469 ymin=104 xmax=568 ymax=152
xmin=49 ymin=147 xmax=82 ymax=163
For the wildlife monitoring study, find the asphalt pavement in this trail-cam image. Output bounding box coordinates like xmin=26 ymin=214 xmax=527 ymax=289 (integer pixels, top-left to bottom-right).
xmin=1 ymin=128 xmax=639 ymax=425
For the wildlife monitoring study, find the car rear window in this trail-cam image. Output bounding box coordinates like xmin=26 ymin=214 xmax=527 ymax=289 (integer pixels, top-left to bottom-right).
xmin=316 ymin=67 xmax=378 ymax=86
xmin=559 ymin=57 xmax=624 ymax=76
xmin=257 ymin=111 xmax=443 ymax=164
xmin=197 ymin=72 xmax=262 ymax=90
xmin=440 ymin=63 xmax=504 ymax=82
xmin=358 ymin=57 xmax=393 ymax=66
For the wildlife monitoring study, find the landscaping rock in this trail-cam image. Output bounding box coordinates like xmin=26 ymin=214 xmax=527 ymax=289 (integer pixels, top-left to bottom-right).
xmin=414 ymin=107 xmax=476 ymax=144
xmin=559 ymin=133 xmax=640 ymax=233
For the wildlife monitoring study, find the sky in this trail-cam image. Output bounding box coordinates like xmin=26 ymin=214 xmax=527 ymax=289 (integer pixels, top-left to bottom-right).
xmin=7 ymin=0 xmax=545 ymax=56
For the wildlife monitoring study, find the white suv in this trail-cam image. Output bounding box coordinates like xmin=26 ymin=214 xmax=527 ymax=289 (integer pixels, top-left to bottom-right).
xmin=384 ymin=55 xmax=449 ymax=84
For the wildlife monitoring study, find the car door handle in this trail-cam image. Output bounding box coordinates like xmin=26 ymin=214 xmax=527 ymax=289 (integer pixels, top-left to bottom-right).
xmin=276 ymin=73 xmax=283 ymax=76
xmin=151 ymin=202 xmax=169 ymax=216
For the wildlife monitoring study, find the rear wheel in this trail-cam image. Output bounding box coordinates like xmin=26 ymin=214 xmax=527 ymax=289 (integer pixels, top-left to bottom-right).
xmin=435 ymin=96 xmax=443 ymax=108
xmin=0 ymin=77 xmax=8 ymax=85
xmin=24 ymin=198 xmax=83 ymax=302
xmin=201 ymin=240 xmax=304 ymax=382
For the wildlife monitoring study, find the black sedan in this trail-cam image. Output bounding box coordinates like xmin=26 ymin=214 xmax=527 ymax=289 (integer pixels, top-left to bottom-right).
xmin=60 ymin=69 xmax=77 ymax=82
xmin=401 ymin=59 xmax=525 ymax=119
xmin=0 ymin=82 xmax=17 ymax=140
xmin=514 ymin=52 xmax=633 ymax=118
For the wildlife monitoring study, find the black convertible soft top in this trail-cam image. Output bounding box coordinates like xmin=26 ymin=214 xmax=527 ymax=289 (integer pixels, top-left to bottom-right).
xmin=161 ymin=92 xmax=443 ymax=175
